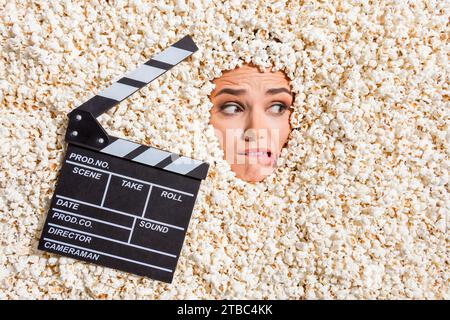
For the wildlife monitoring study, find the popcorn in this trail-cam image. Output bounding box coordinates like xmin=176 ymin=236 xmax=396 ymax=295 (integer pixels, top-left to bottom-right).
xmin=0 ymin=0 xmax=448 ymax=300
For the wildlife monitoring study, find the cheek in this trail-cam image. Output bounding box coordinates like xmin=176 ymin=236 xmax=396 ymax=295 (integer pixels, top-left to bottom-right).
xmin=210 ymin=111 xmax=246 ymax=144
xmin=209 ymin=116 xmax=238 ymax=158
xmin=280 ymin=118 xmax=291 ymax=142
xmin=209 ymin=108 xmax=226 ymax=137
xmin=272 ymin=114 xmax=291 ymax=148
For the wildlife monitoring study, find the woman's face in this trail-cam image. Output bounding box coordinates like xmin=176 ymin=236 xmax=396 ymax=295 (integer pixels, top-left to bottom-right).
xmin=209 ymin=64 xmax=293 ymax=182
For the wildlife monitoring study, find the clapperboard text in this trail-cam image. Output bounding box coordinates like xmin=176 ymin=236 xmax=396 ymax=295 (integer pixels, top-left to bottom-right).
xmin=69 ymin=152 xmax=184 ymax=202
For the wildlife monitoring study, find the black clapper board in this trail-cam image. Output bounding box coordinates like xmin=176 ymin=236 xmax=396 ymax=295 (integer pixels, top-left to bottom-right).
xmin=38 ymin=35 xmax=209 ymax=283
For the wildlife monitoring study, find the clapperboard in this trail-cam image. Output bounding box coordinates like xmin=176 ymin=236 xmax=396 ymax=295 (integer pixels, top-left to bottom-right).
xmin=38 ymin=35 xmax=209 ymax=283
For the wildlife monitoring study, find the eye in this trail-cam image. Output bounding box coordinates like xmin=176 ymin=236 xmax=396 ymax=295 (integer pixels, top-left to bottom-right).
xmin=219 ymin=103 xmax=244 ymax=115
xmin=268 ymin=103 xmax=288 ymax=114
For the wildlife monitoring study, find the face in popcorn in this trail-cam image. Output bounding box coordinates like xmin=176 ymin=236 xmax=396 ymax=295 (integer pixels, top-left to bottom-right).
xmin=209 ymin=63 xmax=293 ymax=182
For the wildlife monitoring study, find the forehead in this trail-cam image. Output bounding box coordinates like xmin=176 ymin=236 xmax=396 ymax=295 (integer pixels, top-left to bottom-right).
xmin=213 ymin=65 xmax=291 ymax=89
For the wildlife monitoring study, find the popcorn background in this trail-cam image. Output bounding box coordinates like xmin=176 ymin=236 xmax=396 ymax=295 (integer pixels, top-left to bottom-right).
xmin=1 ymin=0 xmax=449 ymax=299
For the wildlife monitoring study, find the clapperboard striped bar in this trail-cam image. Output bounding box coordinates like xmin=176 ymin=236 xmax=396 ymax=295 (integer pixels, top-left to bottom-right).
xmin=100 ymin=136 xmax=209 ymax=180
xmin=76 ymin=35 xmax=198 ymax=117
xmin=39 ymin=35 xmax=210 ymax=283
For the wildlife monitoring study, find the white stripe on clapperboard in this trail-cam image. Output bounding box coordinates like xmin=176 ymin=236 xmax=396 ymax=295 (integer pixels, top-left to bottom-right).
xmin=43 ymin=238 xmax=172 ymax=273
xmin=47 ymin=222 xmax=176 ymax=258
xmin=133 ymin=148 xmax=173 ymax=166
xmin=100 ymin=139 xmax=141 ymax=158
xmin=163 ymin=156 xmax=205 ymax=175
xmin=126 ymin=65 xmax=165 ymax=83
xmin=99 ymin=139 xmax=205 ymax=175
xmin=151 ymin=46 xmax=193 ymax=65
xmin=98 ymin=82 xmax=138 ymax=102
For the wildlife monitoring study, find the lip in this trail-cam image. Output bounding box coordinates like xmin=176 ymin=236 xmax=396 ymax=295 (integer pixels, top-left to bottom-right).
xmin=237 ymin=149 xmax=273 ymax=165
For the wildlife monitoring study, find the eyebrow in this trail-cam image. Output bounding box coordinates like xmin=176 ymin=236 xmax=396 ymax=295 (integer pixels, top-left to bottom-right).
xmin=214 ymin=87 xmax=292 ymax=97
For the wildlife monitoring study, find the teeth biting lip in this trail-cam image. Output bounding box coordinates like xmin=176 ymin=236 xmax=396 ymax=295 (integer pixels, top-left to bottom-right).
xmin=238 ymin=150 xmax=272 ymax=157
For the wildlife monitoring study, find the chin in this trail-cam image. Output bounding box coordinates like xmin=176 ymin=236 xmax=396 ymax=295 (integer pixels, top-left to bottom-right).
xmin=232 ymin=164 xmax=275 ymax=183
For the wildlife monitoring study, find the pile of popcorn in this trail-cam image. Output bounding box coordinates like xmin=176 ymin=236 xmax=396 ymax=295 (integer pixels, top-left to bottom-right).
xmin=1 ymin=0 xmax=448 ymax=299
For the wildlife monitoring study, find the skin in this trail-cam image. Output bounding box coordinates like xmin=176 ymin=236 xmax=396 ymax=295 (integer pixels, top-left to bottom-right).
xmin=209 ymin=63 xmax=293 ymax=183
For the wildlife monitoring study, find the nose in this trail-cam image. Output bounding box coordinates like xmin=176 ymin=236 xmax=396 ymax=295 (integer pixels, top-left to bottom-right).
xmin=242 ymin=108 xmax=267 ymax=142
xmin=243 ymin=131 xmax=258 ymax=142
